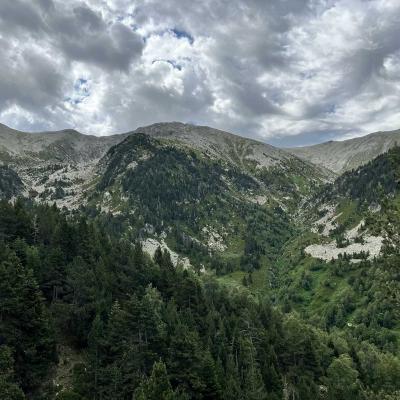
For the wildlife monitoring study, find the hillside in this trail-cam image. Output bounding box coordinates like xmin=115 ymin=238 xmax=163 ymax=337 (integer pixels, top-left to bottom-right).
xmin=0 ymin=122 xmax=329 ymax=267
xmin=299 ymin=147 xmax=400 ymax=263
xmin=131 ymin=122 xmax=298 ymax=170
xmin=2 ymin=198 xmax=400 ymax=400
xmin=0 ymin=123 xmax=400 ymax=399
xmin=88 ymin=132 xmax=307 ymax=273
xmin=0 ymin=123 xmax=127 ymax=207
xmin=0 ymin=123 xmax=126 ymax=163
xmin=0 ymin=165 xmax=24 ymax=199
xmin=288 ymin=129 xmax=400 ymax=173
xmin=269 ymin=147 xmax=400 ymax=369
xmin=0 ymin=122 xmax=330 ymax=209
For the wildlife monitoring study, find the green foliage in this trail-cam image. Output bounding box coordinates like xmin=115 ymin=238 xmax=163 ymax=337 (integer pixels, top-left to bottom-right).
xmin=319 ymin=146 xmax=400 ymax=206
xmin=0 ymin=345 xmax=25 ymax=400
xmin=0 ymin=199 xmax=334 ymax=399
xmin=97 ymin=134 xmax=258 ymax=231
xmin=56 ymin=392 xmax=85 ymax=400
xmin=270 ymin=148 xmax=400 ymax=399
xmin=0 ymin=244 xmax=56 ymax=395
xmin=93 ymin=133 xmax=295 ymax=276
xmin=256 ymin=157 xmax=324 ymax=210
xmin=0 ymin=165 xmax=23 ymax=200
xmin=240 ymin=206 xmax=293 ymax=273
xmin=324 ymin=354 xmax=361 ymax=400
xmin=0 ymin=143 xmax=399 ymax=399
xmin=134 ymin=360 xmax=183 ymax=400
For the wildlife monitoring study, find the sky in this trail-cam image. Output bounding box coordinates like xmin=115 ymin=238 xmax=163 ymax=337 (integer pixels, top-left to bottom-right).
xmin=0 ymin=0 xmax=400 ymax=147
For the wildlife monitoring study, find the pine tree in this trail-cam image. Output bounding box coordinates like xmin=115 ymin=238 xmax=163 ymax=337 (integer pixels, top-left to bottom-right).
xmin=240 ymin=337 xmax=267 ymax=400
xmin=0 ymin=252 xmax=56 ymax=393
xmin=87 ymin=314 xmax=106 ymax=399
xmin=324 ymin=354 xmax=361 ymax=400
xmin=223 ymin=351 xmax=242 ymax=400
xmin=0 ymin=345 xmax=25 ymax=400
xmin=134 ymin=360 xmax=176 ymax=400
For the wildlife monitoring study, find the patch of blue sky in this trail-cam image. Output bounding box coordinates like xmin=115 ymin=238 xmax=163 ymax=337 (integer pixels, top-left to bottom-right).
xmin=170 ymin=28 xmax=194 ymax=44
xmin=66 ymin=78 xmax=91 ymax=105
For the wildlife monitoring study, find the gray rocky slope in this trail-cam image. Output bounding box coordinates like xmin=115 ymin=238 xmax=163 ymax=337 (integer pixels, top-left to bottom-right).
xmin=0 ymin=122 xmax=327 ymax=207
xmin=287 ymin=129 xmax=400 ymax=174
xmin=0 ymin=123 xmax=126 ymax=163
xmin=0 ymin=121 xmax=308 ymax=168
xmin=132 ymin=122 xmax=292 ymax=169
xmin=1 ymin=121 xmax=398 ymax=207
xmin=0 ymin=123 xmax=128 ymax=206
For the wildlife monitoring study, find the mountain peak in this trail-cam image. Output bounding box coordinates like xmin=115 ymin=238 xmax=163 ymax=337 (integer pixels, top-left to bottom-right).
xmin=288 ymin=128 xmax=400 ymax=173
xmin=127 ymin=121 xmax=301 ymax=171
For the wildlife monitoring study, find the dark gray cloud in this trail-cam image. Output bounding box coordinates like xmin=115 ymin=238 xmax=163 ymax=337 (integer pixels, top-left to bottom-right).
xmin=0 ymin=46 xmax=64 ymax=113
xmin=0 ymin=1 xmax=45 ymax=32
xmin=0 ymin=1 xmax=143 ymax=71
xmin=0 ymin=0 xmax=400 ymax=145
xmin=59 ymin=20 xmax=143 ymax=71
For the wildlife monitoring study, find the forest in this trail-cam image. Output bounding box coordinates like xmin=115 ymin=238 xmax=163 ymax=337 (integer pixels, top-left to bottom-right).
xmin=1 ymin=199 xmax=399 ymax=400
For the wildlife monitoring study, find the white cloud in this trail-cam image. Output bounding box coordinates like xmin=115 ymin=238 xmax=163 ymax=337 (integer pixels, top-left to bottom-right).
xmin=0 ymin=0 xmax=399 ymax=145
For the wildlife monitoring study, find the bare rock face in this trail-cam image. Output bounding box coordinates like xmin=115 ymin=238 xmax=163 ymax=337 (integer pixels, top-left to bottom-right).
xmin=287 ymin=129 xmax=400 ymax=173
xmin=306 ymin=218 xmax=384 ymax=263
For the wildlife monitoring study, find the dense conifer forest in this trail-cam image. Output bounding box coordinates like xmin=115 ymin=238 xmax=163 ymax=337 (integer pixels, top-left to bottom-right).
xmin=0 ymin=196 xmax=399 ymax=399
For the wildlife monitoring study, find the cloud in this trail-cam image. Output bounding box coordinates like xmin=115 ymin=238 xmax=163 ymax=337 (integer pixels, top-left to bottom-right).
xmin=0 ymin=0 xmax=399 ymax=145
xmin=0 ymin=44 xmax=64 ymax=114
xmin=0 ymin=1 xmax=46 ymax=33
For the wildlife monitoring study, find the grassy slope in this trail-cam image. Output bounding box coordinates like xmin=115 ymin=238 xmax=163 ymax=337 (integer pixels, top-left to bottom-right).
xmin=218 ymin=148 xmax=400 ymax=357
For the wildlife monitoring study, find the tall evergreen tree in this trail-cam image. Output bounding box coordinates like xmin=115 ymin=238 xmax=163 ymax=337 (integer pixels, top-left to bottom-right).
xmin=134 ymin=360 xmax=177 ymax=400
xmin=0 ymin=252 xmax=56 ymax=394
xmin=0 ymin=345 xmax=25 ymax=400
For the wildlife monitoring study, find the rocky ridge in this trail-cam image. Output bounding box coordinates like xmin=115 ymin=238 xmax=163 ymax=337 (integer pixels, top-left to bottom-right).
xmin=288 ymin=129 xmax=400 ymax=173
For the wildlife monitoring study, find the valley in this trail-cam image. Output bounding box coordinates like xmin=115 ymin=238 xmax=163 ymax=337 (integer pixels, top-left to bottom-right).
xmin=0 ymin=122 xmax=399 ymax=399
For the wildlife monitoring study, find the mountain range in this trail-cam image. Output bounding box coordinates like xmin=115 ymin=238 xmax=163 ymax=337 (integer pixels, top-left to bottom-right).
xmin=1 ymin=121 xmax=400 ymax=399
xmin=1 ymin=121 xmax=399 ymax=263
xmin=2 ymin=121 xmax=398 ymax=202
xmin=0 ymin=121 xmax=326 ymax=208
xmin=289 ymin=128 xmax=400 ymax=173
